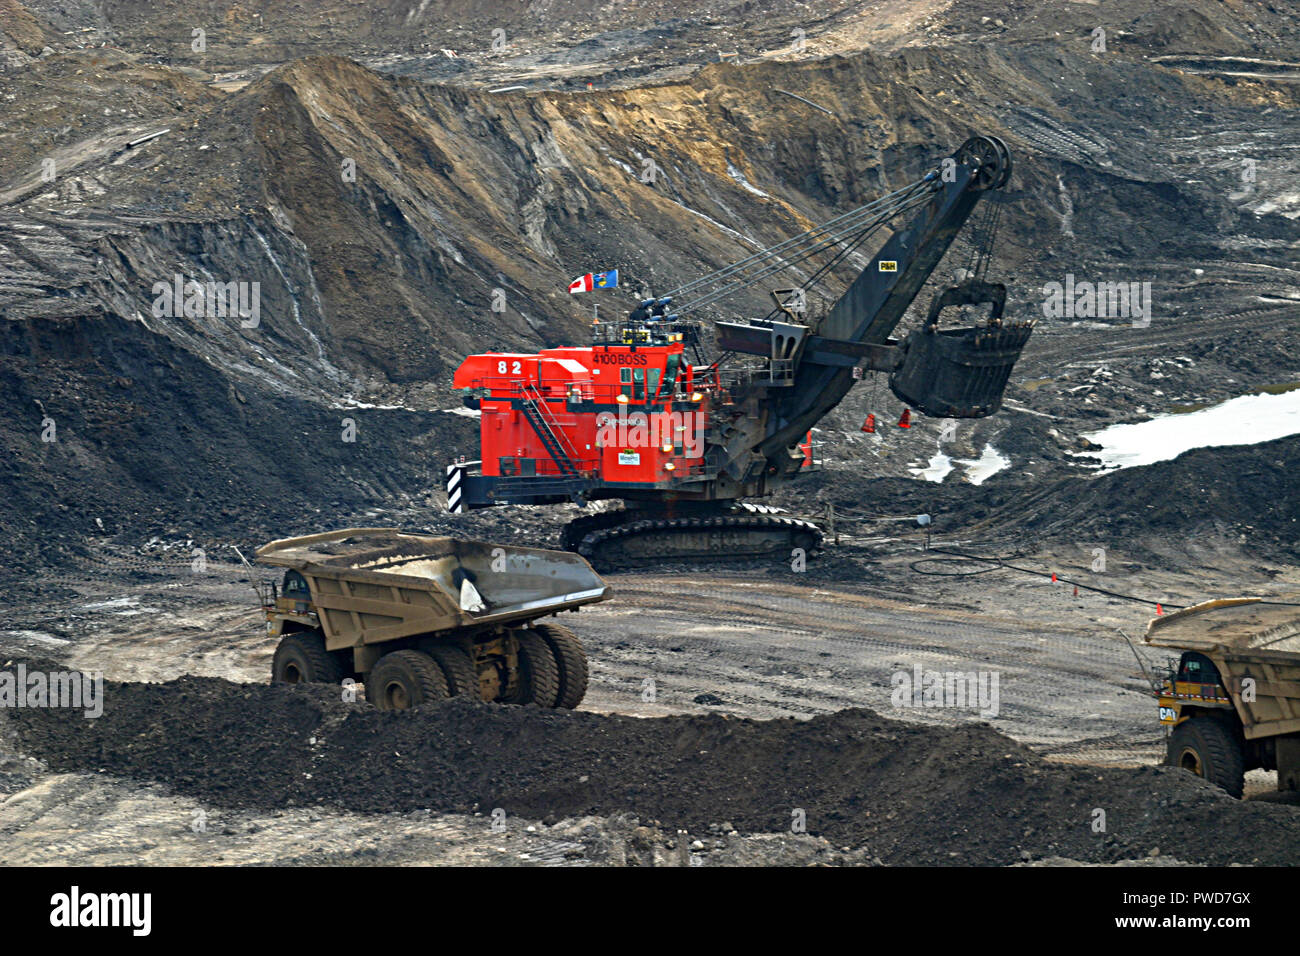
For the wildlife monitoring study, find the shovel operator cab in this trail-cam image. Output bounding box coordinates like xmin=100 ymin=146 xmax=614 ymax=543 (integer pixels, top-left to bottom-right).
xmin=454 ymin=318 xmax=709 ymax=491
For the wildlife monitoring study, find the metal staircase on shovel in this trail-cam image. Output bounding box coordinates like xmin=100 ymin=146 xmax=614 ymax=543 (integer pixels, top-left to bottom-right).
xmin=518 ymin=383 xmax=580 ymax=477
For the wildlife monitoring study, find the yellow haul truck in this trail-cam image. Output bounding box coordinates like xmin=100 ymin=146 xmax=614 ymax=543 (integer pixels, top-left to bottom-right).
xmin=255 ymin=529 xmax=609 ymax=711
xmin=1145 ymin=598 xmax=1300 ymax=797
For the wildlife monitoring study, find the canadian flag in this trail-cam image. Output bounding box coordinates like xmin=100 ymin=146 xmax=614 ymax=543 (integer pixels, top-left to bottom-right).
xmin=568 ymin=273 xmax=594 ymax=294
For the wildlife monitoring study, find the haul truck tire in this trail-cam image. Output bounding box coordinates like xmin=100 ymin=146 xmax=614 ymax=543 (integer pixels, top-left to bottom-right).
xmin=427 ymin=644 xmax=480 ymax=700
xmin=1168 ymin=717 xmax=1245 ymax=798
xmin=508 ymin=629 xmax=560 ymax=707
xmin=272 ymin=633 xmax=346 ymax=685
xmin=532 ymin=623 xmax=588 ymax=709
xmin=368 ymin=650 xmax=450 ymax=711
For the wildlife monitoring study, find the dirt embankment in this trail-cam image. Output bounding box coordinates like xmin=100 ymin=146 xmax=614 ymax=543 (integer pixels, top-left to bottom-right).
xmin=795 ymin=433 xmax=1300 ymax=562
xmin=5 ymin=665 xmax=1298 ymax=865
xmin=0 ymin=313 xmax=473 ymax=576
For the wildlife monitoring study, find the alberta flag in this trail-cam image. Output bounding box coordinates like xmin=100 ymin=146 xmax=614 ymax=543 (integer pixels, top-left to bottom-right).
xmin=569 ymin=269 xmax=618 ymax=293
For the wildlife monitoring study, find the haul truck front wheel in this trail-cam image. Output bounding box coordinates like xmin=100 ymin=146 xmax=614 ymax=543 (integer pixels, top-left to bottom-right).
xmin=1168 ymin=717 xmax=1245 ymax=798
xmin=368 ymin=650 xmax=450 ymax=711
xmin=273 ymin=633 xmax=346 ymax=685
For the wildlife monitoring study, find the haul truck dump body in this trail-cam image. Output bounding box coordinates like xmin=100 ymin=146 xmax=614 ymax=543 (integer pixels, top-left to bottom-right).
xmin=1145 ymin=597 xmax=1300 ymax=796
xmin=255 ymin=529 xmax=608 ymax=711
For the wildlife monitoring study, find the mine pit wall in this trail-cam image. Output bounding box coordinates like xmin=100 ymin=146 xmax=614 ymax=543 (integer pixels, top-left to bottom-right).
xmin=0 ymin=309 xmax=450 ymax=574
xmin=96 ymin=217 xmax=344 ymax=394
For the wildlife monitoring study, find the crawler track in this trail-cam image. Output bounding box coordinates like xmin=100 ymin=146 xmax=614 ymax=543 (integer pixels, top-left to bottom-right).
xmin=574 ymin=513 xmax=823 ymax=572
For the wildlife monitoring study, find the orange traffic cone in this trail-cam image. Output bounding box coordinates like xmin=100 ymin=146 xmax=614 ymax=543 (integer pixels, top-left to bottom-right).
xmin=898 ymin=408 xmax=912 ymax=429
xmin=1156 ymin=603 xmax=1164 ymax=616
xmin=861 ymin=414 xmax=876 ymax=433
xmin=1051 ymin=572 xmax=1057 ymax=583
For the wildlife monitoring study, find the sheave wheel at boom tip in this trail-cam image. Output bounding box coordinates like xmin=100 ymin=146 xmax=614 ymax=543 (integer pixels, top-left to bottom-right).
xmin=955 ymin=135 xmax=1011 ymax=190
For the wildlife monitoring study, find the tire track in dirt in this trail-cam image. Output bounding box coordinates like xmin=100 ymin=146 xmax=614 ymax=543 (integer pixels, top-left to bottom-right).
xmin=583 ymin=574 xmax=1156 ymax=761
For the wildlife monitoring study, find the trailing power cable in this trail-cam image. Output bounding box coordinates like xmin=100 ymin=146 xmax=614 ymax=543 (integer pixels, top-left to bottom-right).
xmin=910 ymin=544 xmax=1300 ymax=609
xmin=909 ymin=545 xmax=1188 ymax=609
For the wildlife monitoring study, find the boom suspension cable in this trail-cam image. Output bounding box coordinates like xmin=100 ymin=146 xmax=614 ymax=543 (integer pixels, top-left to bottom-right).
xmin=674 ymin=181 xmax=939 ymax=317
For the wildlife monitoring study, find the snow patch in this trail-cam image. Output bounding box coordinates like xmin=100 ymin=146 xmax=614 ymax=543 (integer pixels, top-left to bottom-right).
xmin=910 ymin=445 xmax=1009 ymax=485
xmin=0 ymin=630 xmax=71 ymax=648
xmin=726 ymin=161 xmax=770 ymax=198
xmin=1081 ymin=388 xmax=1300 ymax=470
xmin=962 ymin=445 xmax=1011 ymax=485
xmin=80 ymin=596 xmax=140 ymax=611
xmin=911 ymin=452 xmax=954 ymax=482
xmin=671 ymin=200 xmax=762 ymax=248
xmin=334 ymin=397 xmax=419 ymax=411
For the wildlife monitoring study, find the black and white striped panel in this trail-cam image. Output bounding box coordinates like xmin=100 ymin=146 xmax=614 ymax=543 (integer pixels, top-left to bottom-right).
xmin=446 ymin=463 xmax=464 ymax=513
